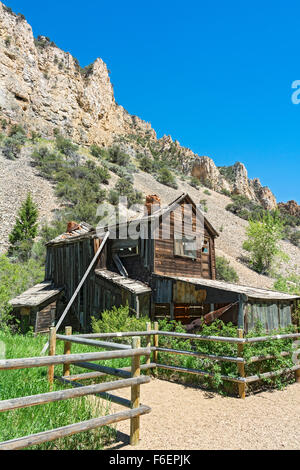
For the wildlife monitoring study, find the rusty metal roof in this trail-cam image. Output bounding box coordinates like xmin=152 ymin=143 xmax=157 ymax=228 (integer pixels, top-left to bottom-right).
xmin=155 ymin=274 xmax=300 ymax=301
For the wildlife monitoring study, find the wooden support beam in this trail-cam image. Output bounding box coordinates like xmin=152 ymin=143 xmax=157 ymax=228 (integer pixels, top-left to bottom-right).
xmin=41 ymin=231 xmax=110 ymax=354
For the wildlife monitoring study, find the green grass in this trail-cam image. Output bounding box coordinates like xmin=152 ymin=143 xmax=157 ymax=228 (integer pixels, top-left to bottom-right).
xmin=0 ymin=331 xmax=133 ymax=450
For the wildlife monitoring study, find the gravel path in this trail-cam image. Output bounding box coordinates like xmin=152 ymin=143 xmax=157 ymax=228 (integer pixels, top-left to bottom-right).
xmin=107 ymin=379 xmax=300 ymax=450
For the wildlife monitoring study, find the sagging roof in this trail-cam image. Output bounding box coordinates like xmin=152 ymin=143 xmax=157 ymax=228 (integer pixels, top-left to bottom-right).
xmin=46 ymin=193 xmax=219 ymax=246
xmin=155 ymin=274 xmax=300 ymax=301
xmin=9 ymin=282 xmax=64 ymax=309
xmin=95 ymin=269 xmax=151 ymax=295
xmin=46 ymin=222 xmax=94 ymax=246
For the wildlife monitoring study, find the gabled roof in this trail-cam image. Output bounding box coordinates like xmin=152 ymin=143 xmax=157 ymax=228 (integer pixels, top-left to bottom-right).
xmin=46 ymin=193 xmax=218 ymax=246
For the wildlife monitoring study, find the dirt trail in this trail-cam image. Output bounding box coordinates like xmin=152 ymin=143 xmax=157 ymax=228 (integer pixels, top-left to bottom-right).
xmin=106 ymin=379 xmax=300 ymax=450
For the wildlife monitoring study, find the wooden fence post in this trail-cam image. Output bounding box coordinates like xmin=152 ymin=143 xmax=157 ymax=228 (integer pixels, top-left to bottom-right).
xmin=294 ymin=333 xmax=300 ymax=384
xmin=146 ymin=322 xmax=151 ymax=375
xmin=130 ymin=337 xmax=141 ymax=446
xmin=153 ymin=322 xmax=159 ymax=366
xmin=63 ymin=326 xmax=72 ymax=377
xmin=237 ymin=328 xmax=246 ymax=399
xmin=48 ymin=327 xmax=56 ymax=390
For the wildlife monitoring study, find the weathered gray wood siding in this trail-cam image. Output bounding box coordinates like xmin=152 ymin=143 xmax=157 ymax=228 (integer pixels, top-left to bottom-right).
xmin=245 ymin=301 xmax=292 ymax=332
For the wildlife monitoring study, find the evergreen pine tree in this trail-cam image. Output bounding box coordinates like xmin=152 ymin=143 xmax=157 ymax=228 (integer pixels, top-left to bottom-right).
xmin=9 ymin=193 xmax=38 ymax=260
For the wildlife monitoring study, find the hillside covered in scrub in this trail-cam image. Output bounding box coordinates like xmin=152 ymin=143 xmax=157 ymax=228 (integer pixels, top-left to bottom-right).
xmin=1 ymin=0 xmax=300 ymax=301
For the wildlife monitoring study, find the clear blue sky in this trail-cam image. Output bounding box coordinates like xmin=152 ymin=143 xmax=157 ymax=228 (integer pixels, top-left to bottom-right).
xmin=4 ymin=0 xmax=300 ymax=202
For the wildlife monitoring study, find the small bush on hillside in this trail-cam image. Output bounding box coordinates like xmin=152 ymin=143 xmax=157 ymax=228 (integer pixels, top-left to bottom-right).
xmin=112 ymin=178 xmax=144 ymax=207
xmin=1 ymin=125 xmax=26 ymax=160
xmin=226 ymin=194 xmax=264 ymax=221
xmin=156 ymin=167 xmax=178 ymax=189
xmin=107 ymin=147 xmax=130 ymax=167
xmin=138 ymin=155 xmax=154 ymax=174
xmin=199 ymin=199 xmax=208 ymax=213
xmin=190 ymin=177 xmax=201 ymax=189
xmin=55 ymin=133 xmax=78 ymax=156
xmin=216 ymin=256 xmax=239 ymax=283
xmin=289 ymin=230 xmax=300 ymax=247
xmin=90 ymin=144 xmax=108 ymax=159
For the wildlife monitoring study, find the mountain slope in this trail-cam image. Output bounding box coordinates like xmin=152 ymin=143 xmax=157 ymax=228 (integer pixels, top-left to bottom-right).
xmin=1 ymin=1 xmax=299 ymax=291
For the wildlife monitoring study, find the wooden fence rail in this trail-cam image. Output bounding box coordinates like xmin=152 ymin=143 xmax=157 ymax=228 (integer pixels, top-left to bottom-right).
xmin=0 ymin=329 xmax=151 ymax=450
xmin=61 ymin=325 xmax=300 ymax=399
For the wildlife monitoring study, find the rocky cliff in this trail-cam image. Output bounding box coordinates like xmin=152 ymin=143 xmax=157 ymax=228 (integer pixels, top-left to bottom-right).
xmin=0 ymin=2 xmax=278 ymax=211
xmin=0 ymin=2 xmax=155 ymax=147
xmin=192 ymin=156 xmax=277 ymax=210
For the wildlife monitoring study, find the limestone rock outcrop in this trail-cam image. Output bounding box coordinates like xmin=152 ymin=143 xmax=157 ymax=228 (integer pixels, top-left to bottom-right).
xmin=192 ymin=156 xmax=277 ymax=210
xmin=0 ymin=2 xmax=155 ymax=146
xmin=0 ymin=3 xmax=278 ymax=212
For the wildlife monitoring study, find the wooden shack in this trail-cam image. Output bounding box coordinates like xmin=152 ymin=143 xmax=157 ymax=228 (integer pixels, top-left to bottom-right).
xmin=10 ymin=193 xmax=299 ymax=333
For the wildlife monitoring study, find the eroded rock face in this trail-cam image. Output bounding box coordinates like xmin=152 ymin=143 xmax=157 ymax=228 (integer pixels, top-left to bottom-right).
xmin=192 ymin=156 xmax=231 ymax=192
xmin=0 ymin=3 xmax=279 ymax=212
xmin=191 ymin=156 xmax=277 ymax=210
xmin=0 ymin=3 xmax=155 ymax=146
xmin=278 ymin=200 xmax=300 ymax=217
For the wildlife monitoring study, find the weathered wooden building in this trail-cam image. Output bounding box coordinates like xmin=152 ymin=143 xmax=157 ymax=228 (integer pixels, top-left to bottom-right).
xmin=10 ymin=193 xmax=299 ymax=333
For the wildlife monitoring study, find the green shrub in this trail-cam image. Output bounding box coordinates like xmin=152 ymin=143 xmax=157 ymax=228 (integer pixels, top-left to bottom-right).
xmin=156 ymin=319 xmax=296 ymax=394
xmin=107 ymin=147 xmax=130 ymax=167
xmin=55 ymin=133 xmax=78 ymax=156
xmin=90 ymin=144 xmax=107 ymax=159
xmin=289 ymin=230 xmax=300 ymax=247
xmin=156 ymin=167 xmax=178 ymax=189
xmin=216 ymin=256 xmax=239 ymax=283
xmin=199 ymin=199 xmax=208 ymax=213
xmin=91 ymin=305 xmax=150 ymax=346
xmin=203 ymin=189 xmax=211 ymax=196
xmin=243 ymin=212 xmax=287 ymax=274
xmin=0 ymin=255 xmax=44 ymax=331
xmin=113 ymin=178 xmax=144 ymax=207
xmin=138 ymin=155 xmax=154 ymax=174
xmin=1 ymin=126 xmax=26 ymax=160
xmin=190 ymin=177 xmax=200 ymax=189
xmin=226 ymin=194 xmax=264 ymax=221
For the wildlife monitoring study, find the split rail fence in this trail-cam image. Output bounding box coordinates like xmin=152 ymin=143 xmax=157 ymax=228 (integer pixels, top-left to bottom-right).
xmin=0 ymin=328 xmax=152 ymax=450
xmin=0 ymin=323 xmax=299 ymax=450
xmin=74 ymin=322 xmax=300 ymax=400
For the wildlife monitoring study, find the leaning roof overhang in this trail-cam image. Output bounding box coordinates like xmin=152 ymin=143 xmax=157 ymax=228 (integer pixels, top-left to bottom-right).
xmin=95 ymin=269 xmax=151 ymax=295
xmin=154 ymin=274 xmax=300 ymax=301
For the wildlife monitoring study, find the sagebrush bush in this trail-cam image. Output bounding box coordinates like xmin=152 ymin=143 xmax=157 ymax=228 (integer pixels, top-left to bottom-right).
xmin=216 ymin=256 xmax=239 ymax=283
